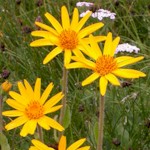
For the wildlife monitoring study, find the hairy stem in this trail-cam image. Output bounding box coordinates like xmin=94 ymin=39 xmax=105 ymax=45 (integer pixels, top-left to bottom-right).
xmin=97 ymin=95 xmax=105 ymax=150
xmin=37 ymin=125 xmax=43 ymax=142
xmin=59 ymin=66 xmax=68 ymax=136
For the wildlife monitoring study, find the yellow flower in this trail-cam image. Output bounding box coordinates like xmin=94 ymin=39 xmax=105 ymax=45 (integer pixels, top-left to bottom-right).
xmin=1 ymin=80 xmax=12 ymax=92
xmin=29 ymin=135 xmax=90 ymax=150
xmin=30 ymin=6 xmax=105 ymax=66
xmin=66 ymin=33 xmax=146 ymax=96
xmin=2 ymin=78 xmax=64 ymax=137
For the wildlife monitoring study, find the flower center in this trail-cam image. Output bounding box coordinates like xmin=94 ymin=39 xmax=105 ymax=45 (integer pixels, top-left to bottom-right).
xmin=95 ymin=55 xmax=118 ymax=76
xmin=25 ymin=101 xmax=44 ymax=120
xmin=59 ymin=29 xmax=78 ymax=50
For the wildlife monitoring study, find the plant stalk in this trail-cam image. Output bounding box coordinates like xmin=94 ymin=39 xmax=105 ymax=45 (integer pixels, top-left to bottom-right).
xmin=97 ymin=95 xmax=105 ymax=150
xmin=37 ymin=125 xmax=43 ymax=142
xmin=59 ymin=66 xmax=68 ymax=134
xmin=0 ymin=95 xmax=3 ymax=133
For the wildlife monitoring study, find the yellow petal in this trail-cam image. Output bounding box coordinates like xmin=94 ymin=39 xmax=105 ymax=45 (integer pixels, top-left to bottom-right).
xmin=64 ymin=50 xmax=72 ymax=66
xmin=44 ymin=105 xmax=62 ymax=114
xmin=59 ymin=136 xmax=66 ymax=150
xmin=61 ymin=6 xmax=70 ymax=29
xmin=100 ymin=76 xmax=108 ymax=96
xmin=77 ymin=146 xmax=90 ymax=150
xmin=82 ymin=72 xmax=100 ymax=86
xmin=40 ymin=82 xmax=54 ymax=104
xmin=117 ymin=56 xmax=144 ymax=68
xmin=72 ymin=48 xmax=84 ymax=58
xmin=18 ymin=81 xmax=30 ymax=103
xmin=34 ymin=78 xmax=41 ymax=101
xmin=9 ymin=92 xmax=27 ymax=106
xmin=110 ymin=36 xmax=120 ymax=56
xmin=29 ymin=146 xmax=38 ymax=150
xmin=78 ymin=23 xmax=104 ymax=39
xmin=89 ymin=34 xmax=102 ymax=60
xmin=66 ymin=62 xmax=92 ymax=69
xmin=43 ymin=116 xmax=64 ymax=131
xmin=24 ymin=79 xmax=34 ymax=100
xmin=45 ymin=12 xmax=63 ymax=33
xmin=5 ymin=115 xmax=28 ymax=131
xmin=2 ymin=110 xmax=24 ymax=117
xmin=112 ymin=69 xmax=146 ymax=78
xmin=115 ymin=56 xmax=133 ymax=63
xmin=105 ymin=73 xmax=120 ymax=86
xmin=31 ymin=31 xmax=58 ymax=43
xmin=43 ymin=47 xmax=63 ymax=64
xmin=37 ymin=116 xmax=51 ymax=130
xmin=71 ymin=56 xmax=95 ymax=69
xmin=35 ymin=21 xmax=58 ymax=36
xmin=44 ymin=92 xmax=64 ymax=110
xmin=83 ymin=36 xmax=106 ymax=44
xmin=5 ymin=98 xmax=25 ymax=111
xmin=67 ymin=138 xmax=86 ymax=150
xmin=20 ymin=120 xmax=37 ymax=137
xmin=31 ymin=139 xmax=54 ymax=150
xmin=79 ymin=42 xmax=91 ymax=57
xmin=103 ymin=32 xmax=112 ymax=55
xmin=18 ymin=81 xmax=26 ymax=96
xmin=75 ymin=11 xmax=92 ymax=32
xmin=31 ymin=31 xmax=51 ymax=38
xmin=71 ymin=8 xmax=79 ymax=29
xmin=30 ymin=39 xmax=53 ymax=47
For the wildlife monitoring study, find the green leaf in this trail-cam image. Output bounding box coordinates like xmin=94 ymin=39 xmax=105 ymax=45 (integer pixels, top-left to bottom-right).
xmin=0 ymin=133 xmax=10 ymax=150
xmin=93 ymin=121 xmax=98 ymax=144
xmin=63 ymin=105 xmax=71 ymax=129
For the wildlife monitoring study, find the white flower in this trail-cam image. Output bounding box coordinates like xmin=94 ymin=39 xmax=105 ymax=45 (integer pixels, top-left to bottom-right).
xmin=79 ymin=9 xmax=116 ymax=21
xmin=76 ymin=2 xmax=94 ymax=7
xmin=115 ymin=43 xmax=140 ymax=54
xmin=80 ymin=10 xmax=91 ymax=17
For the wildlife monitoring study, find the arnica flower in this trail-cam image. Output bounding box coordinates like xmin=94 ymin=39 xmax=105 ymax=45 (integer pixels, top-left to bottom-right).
xmin=1 ymin=80 xmax=12 ymax=92
xmin=2 ymin=78 xmax=64 ymax=137
xmin=30 ymin=6 xmax=105 ymax=66
xmin=29 ymin=135 xmax=90 ymax=150
xmin=66 ymin=32 xmax=146 ymax=96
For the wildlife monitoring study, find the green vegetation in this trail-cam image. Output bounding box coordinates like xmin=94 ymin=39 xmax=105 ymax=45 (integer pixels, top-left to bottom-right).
xmin=0 ymin=0 xmax=150 ymax=149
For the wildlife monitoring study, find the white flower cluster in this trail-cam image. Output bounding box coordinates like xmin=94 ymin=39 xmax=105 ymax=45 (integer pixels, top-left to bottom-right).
xmin=76 ymin=2 xmax=116 ymax=21
xmin=115 ymin=43 xmax=140 ymax=54
xmin=76 ymin=2 xmax=94 ymax=7
xmin=80 ymin=9 xmax=116 ymax=21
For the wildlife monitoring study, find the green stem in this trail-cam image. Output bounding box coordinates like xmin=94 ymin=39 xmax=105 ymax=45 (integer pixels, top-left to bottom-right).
xmin=37 ymin=125 xmax=43 ymax=142
xmin=97 ymin=95 xmax=105 ymax=150
xmin=0 ymin=95 xmax=3 ymax=133
xmin=59 ymin=66 xmax=68 ymax=135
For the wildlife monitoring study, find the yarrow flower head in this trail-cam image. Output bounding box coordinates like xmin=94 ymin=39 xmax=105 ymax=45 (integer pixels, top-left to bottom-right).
xmin=66 ymin=32 xmax=146 ymax=96
xmin=2 ymin=78 xmax=64 ymax=137
xmin=76 ymin=2 xmax=94 ymax=7
xmin=29 ymin=135 xmax=90 ymax=150
xmin=115 ymin=43 xmax=140 ymax=54
xmin=76 ymin=2 xmax=116 ymax=21
xmin=30 ymin=6 xmax=105 ymax=66
xmin=80 ymin=9 xmax=116 ymax=21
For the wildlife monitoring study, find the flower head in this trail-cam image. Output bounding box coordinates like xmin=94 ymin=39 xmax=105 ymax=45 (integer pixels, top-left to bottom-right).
xmin=66 ymin=32 xmax=146 ymax=96
xmin=76 ymin=2 xmax=94 ymax=7
xmin=80 ymin=9 xmax=116 ymax=21
xmin=30 ymin=6 xmax=105 ymax=66
xmin=115 ymin=43 xmax=140 ymax=54
xmin=1 ymin=80 xmax=12 ymax=92
xmin=2 ymin=78 xmax=64 ymax=136
xmin=29 ymin=135 xmax=90 ymax=150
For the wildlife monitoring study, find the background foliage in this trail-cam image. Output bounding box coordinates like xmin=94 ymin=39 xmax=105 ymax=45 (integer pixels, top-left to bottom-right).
xmin=0 ymin=0 xmax=150 ymax=149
